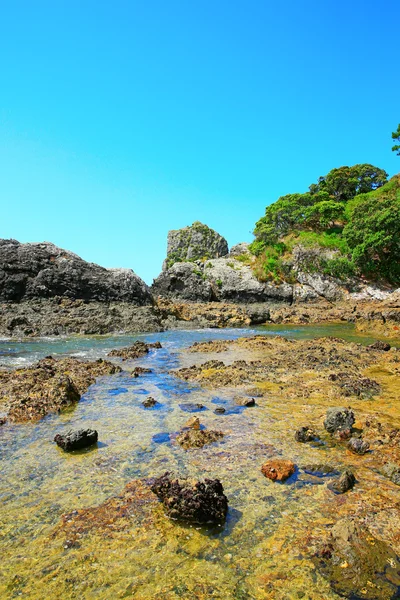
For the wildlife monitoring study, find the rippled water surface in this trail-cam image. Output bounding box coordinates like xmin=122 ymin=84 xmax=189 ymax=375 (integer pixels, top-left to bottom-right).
xmin=0 ymin=324 xmax=398 ymax=599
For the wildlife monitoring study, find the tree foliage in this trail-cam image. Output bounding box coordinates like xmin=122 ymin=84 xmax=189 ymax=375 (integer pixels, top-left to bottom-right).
xmin=309 ymin=164 xmax=388 ymax=201
xmin=343 ymin=181 xmax=400 ymax=283
xmin=392 ymin=123 xmax=400 ymax=156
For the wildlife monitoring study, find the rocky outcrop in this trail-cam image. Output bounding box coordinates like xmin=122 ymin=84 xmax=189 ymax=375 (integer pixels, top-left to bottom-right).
xmin=150 ymin=472 xmax=228 ymax=524
xmin=0 ymin=239 xmax=152 ymax=304
xmin=0 ymin=356 xmax=121 ymax=422
xmin=108 ymin=341 xmax=162 ymax=360
xmin=153 ymin=257 xmax=293 ymax=304
xmin=163 ymin=221 xmax=228 ymax=270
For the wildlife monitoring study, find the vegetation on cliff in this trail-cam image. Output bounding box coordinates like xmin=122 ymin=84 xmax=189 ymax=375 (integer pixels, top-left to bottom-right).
xmin=250 ymin=165 xmax=400 ymax=285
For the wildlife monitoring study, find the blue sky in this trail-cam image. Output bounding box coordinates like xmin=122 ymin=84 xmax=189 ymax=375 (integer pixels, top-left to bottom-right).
xmin=1 ymin=0 xmax=399 ymax=284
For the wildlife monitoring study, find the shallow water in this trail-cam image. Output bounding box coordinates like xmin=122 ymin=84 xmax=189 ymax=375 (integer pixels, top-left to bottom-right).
xmin=0 ymin=324 xmax=399 ymax=599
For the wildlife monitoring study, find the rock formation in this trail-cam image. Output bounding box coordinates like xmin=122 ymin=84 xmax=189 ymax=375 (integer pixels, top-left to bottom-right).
xmin=163 ymin=221 xmax=228 ymax=270
xmin=0 ymin=239 xmax=152 ymax=304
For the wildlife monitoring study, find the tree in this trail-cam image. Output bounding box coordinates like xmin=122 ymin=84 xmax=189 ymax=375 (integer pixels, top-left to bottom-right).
xmin=392 ymin=123 xmax=400 ymax=156
xmin=310 ymin=164 xmax=388 ymax=201
xmin=303 ymin=201 xmax=345 ymax=231
xmin=343 ymin=187 xmax=400 ymax=283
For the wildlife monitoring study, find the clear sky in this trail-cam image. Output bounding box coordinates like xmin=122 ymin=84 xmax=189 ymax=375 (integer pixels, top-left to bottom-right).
xmin=1 ymin=0 xmax=399 ymax=284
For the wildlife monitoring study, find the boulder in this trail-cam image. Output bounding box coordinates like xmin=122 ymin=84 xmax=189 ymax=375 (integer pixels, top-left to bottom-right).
xmin=54 ymin=429 xmax=98 ymax=451
xmin=0 ymin=239 xmax=151 ymax=304
xmin=368 ymin=340 xmax=391 ymax=351
xmin=295 ymin=426 xmax=317 ymax=443
xmin=261 ymin=459 xmax=295 ymax=482
xmin=229 ymin=242 xmax=251 ymax=257
xmin=327 ymin=470 xmax=355 ymax=494
xmin=324 ymin=407 xmax=355 ymax=434
xmin=347 ymin=437 xmax=370 ymax=455
xmin=142 ymin=397 xmax=158 ymax=408
xmin=150 ymin=472 xmax=228 ymax=524
xmin=382 ymin=463 xmax=400 ymax=486
xmin=163 ymin=221 xmax=228 ymax=270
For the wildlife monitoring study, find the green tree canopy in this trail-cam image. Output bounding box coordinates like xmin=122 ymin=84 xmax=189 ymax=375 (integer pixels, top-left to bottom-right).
xmin=343 ymin=181 xmax=400 ymax=283
xmin=392 ymin=123 xmax=400 ymax=156
xmin=309 ymin=164 xmax=388 ymax=201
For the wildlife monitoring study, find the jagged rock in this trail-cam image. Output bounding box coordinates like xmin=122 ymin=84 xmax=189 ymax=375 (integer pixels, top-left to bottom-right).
xmin=327 ymin=470 xmax=356 ymax=494
xmin=151 ymin=472 xmax=228 ymax=524
xmin=368 ymin=340 xmax=391 ymax=351
xmin=183 ymin=416 xmax=200 ymax=429
xmin=176 ymin=429 xmax=224 ymax=449
xmin=295 ymin=426 xmax=317 ymax=443
xmin=142 ymin=397 xmax=158 ymax=408
xmin=152 ymin=262 xmax=214 ymax=302
xmin=0 ymin=239 xmax=152 ymax=303
xmin=108 ymin=341 xmax=162 ymax=360
xmin=229 ymin=242 xmax=251 ymax=257
xmin=163 ymin=222 xmax=228 ymax=270
xmin=54 ymin=429 xmax=98 ymax=451
xmin=261 ymin=459 xmax=295 ymax=482
xmin=203 ymin=258 xmax=293 ymax=303
xmin=324 ymin=407 xmax=355 ymax=434
xmin=348 ymin=437 xmax=370 ymax=455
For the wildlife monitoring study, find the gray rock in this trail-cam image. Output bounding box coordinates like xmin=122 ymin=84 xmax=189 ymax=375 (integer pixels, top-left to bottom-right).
xmin=0 ymin=239 xmax=152 ymax=304
xmin=152 ymin=262 xmax=213 ymax=301
xmin=324 ymin=407 xmax=355 ymax=434
xmin=163 ymin=222 xmax=228 ymax=270
xmin=229 ymin=242 xmax=251 ymax=257
xmin=327 ymin=470 xmax=356 ymax=494
xmin=54 ymin=428 xmax=98 ymax=451
xmin=347 ymin=437 xmax=370 ymax=455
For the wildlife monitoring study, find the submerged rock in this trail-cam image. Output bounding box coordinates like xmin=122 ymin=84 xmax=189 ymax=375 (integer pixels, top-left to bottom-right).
xmin=315 ymin=517 xmax=400 ymax=599
xmin=176 ymin=429 xmax=224 ymax=449
xmin=108 ymin=341 xmax=162 ymax=360
xmin=179 ymin=403 xmax=206 ymax=413
xmin=261 ymin=459 xmax=295 ymax=482
xmin=327 ymin=470 xmax=355 ymax=494
xmin=142 ymin=397 xmax=158 ymax=408
xmin=0 ymin=356 xmax=121 ymax=422
xmin=54 ymin=429 xmax=98 ymax=451
xmin=150 ymin=472 xmax=228 ymax=524
xmin=324 ymin=407 xmax=355 ymax=434
xmin=348 ymin=437 xmax=370 ymax=455
xmin=214 ymin=407 xmax=226 ymax=414
xmin=295 ymin=426 xmax=317 ymax=443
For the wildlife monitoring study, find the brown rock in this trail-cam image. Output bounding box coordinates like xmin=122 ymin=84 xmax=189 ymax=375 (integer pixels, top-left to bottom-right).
xmin=176 ymin=429 xmax=224 ymax=450
xmin=261 ymin=459 xmax=295 ymax=482
xmin=184 ymin=416 xmax=200 ymax=429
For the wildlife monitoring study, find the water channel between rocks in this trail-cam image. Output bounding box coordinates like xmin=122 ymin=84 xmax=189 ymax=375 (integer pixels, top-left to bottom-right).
xmin=0 ymin=324 xmax=399 ymax=599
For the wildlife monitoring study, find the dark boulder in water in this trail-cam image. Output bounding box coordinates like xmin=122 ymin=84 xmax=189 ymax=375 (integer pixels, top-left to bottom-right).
xmin=324 ymin=407 xmax=355 ymax=434
xmin=295 ymin=426 xmax=317 ymax=443
xmin=54 ymin=429 xmax=98 ymax=451
xmin=142 ymin=397 xmax=158 ymax=408
xmin=327 ymin=470 xmax=355 ymax=494
xmin=150 ymin=472 xmax=228 ymax=524
xmin=347 ymin=437 xmax=370 ymax=455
